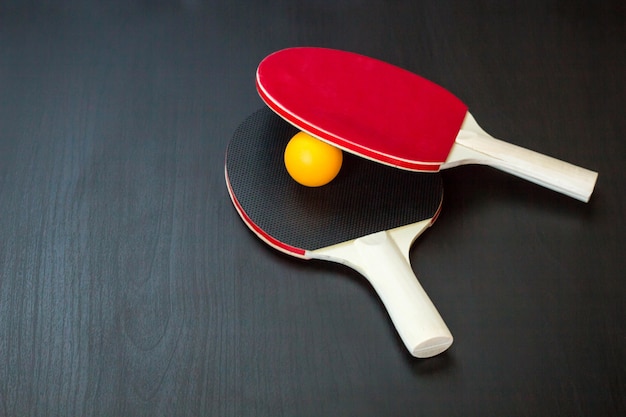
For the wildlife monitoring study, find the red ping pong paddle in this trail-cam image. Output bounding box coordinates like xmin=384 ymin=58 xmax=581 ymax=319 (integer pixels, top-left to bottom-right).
xmin=225 ymin=107 xmax=453 ymax=358
xmin=256 ymin=47 xmax=598 ymax=202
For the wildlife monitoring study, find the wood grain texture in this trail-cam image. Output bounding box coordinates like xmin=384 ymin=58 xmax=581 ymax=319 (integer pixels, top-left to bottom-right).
xmin=0 ymin=1 xmax=624 ymax=416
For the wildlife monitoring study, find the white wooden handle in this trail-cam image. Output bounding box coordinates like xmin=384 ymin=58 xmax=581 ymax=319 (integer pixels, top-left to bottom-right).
xmin=443 ymin=113 xmax=598 ymax=202
xmin=313 ymin=221 xmax=453 ymax=358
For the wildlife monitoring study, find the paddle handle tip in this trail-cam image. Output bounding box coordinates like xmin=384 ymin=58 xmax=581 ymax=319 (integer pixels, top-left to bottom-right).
xmin=412 ymin=336 xmax=454 ymax=358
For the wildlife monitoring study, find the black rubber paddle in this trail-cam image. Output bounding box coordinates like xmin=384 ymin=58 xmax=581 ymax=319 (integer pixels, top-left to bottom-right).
xmin=225 ymin=108 xmax=452 ymax=358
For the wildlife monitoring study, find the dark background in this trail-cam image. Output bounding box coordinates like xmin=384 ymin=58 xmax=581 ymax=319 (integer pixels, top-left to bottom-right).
xmin=0 ymin=1 xmax=624 ymax=416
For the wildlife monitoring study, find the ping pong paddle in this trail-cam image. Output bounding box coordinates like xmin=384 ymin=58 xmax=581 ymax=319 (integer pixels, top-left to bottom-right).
xmin=256 ymin=47 xmax=598 ymax=202
xmin=225 ymin=107 xmax=453 ymax=358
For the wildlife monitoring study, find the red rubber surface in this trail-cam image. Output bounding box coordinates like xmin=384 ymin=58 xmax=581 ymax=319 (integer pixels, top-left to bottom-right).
xmin=257 ymin=47 xmax=468 ymax=171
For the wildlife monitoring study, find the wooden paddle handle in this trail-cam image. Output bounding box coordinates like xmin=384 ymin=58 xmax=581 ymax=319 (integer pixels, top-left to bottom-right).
xmin=314 ymin=221 xmax=453 ymax=358
xmin=445 ymin=113 xmax=598 ymax=202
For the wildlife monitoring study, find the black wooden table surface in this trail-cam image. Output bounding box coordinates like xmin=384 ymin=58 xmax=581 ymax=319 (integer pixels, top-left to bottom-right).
xmin=1 ymin=1 xmax=624 ymax=416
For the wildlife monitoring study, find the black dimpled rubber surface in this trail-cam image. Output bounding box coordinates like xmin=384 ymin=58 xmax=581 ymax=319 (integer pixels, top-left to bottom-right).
xmin=225 ymin=107 xmax=443 ymax=253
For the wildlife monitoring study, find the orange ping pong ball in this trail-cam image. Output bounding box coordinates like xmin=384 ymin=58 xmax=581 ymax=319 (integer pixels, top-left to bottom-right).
xmin=284 ymin=131 xmax=343 ymax=187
